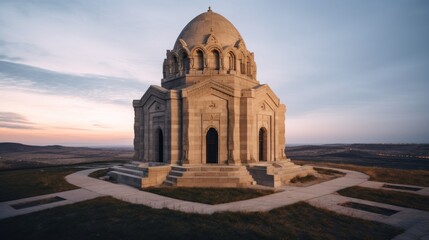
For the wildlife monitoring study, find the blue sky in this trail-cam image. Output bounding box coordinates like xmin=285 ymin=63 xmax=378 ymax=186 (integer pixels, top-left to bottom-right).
xmin=0 ymin=0 xmax=428 ymax=146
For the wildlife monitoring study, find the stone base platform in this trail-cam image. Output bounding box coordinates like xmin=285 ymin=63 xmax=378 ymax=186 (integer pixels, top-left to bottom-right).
xmin=247 ymin=159 xmax=316 ymax=188
xmin=108 ymin=160 xmax=315 ymax=189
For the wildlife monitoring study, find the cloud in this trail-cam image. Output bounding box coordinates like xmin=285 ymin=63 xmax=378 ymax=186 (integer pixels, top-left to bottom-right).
xmin=0 ymin=112 xmax=41 ymax=129
xmin=0 ymin=60 xmax=148 ymax=106
xmin=0 ymin=112 xmax=32 ymax=124
xmin=0 ymin=54 xmax=23 ymax=61
xmin=0 ymin=123 xmax=39 ymax=130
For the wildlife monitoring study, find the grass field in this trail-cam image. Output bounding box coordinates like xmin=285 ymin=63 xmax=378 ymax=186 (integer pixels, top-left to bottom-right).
xmin=338 ymin=186 xmax=429 ymax=211
xmin=295 ymin=161 xmax=429 ymax=186
xmin=143 ymin=187 xmax=274 ymax=204
xmin=0 ymin=197 xmax=402 ymax=240
xmin=0 ymin=167 xmax=79 ymax=202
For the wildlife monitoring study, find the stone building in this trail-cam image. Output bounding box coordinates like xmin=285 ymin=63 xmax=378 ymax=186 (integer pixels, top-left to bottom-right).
xmin=133 ymin=8 xmax=286 ymax=165
xmin=110 ymin=8 xmax=314 ymax=188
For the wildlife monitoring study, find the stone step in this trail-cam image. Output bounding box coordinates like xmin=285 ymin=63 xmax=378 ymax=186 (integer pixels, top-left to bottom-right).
xmin=171 ymin=165 xmax=245 ymax=172
xmin=165 ymin=165 xmax=255 ymax=188
xmin=168 ymin=170 xmax=184 ymax=177
xmin=163 ymin=179 xmax=175 ymax=186
xmin=108 ymin=171 xmax=142 ymax=188
xmin=110 ymin=166 xmax=146 ymax=177
xmin=176 ymin=181 xmax=244 ymax=188
xmin=181 ymin=171 xmax=250 ymax=177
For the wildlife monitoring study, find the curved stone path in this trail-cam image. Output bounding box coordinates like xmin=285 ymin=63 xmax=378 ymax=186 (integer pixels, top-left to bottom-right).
xmin=65 ymin=167 xmax=368 ymax=214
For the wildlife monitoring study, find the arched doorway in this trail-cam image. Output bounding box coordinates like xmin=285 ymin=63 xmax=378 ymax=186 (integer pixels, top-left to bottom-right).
xmin=206 ymin=128 xmax=218 ymax=164
xmin=156 ymin=128 xmax=163 ymax=162
xmin=259 ymin=128 xmax=267 ymax=161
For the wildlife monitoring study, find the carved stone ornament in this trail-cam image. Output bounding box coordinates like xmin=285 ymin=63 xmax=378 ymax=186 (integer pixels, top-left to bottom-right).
xmin=208 ymin=101 xmax=216 ymax=109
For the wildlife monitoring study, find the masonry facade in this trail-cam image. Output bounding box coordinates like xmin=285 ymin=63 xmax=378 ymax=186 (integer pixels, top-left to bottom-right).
xmin=133 ymin=9 xmax=287 ymax=165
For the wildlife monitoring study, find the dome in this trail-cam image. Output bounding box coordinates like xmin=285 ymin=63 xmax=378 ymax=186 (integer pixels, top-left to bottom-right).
xmin=173 ymin=8 xmax=245 ymax=50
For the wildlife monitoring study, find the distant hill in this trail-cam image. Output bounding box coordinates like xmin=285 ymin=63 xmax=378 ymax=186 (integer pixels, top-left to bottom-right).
xmin=286 ymin=143 xmax=429 ymax=170
xmin=0 ymin=142 xmax=133 ymax=170
xmin=0 ymin=142 xmax=87 ymax=153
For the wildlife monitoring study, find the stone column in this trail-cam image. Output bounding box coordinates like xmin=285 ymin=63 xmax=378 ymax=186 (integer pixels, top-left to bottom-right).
xmin=168 ymin=90 xmax=181 ymax=165
xmin=133 ymin=100 xmax=143 ymax=161
xmin=181 ymin=91 xmax=190 ymax=165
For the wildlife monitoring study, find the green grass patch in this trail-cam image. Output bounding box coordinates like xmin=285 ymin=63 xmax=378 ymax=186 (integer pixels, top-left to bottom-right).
xmin=88 ymin=168 xmax=110 ymax=179
xmin=295 ymin=161 xmax=429 ymax=186
xmin=143 ymin=187 xmax=274 ymax=204
xmin=338 ymin=186 xmax=429 ymax=211
xmin=0 ymin=197 xmax=402 ymax=240
xmin=0 ymin=167 xmax=78 ymax=202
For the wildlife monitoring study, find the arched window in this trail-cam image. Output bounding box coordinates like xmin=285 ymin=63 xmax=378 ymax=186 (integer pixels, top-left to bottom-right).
xmin=247 ymin=57 xmax=251 ymax=76
xmin=212 ymin=50 xmax=220 ymax=70
xmin=228 ymin=52 xmax=235 ymax=71
xmin=182 ymin=53 xmax=189 ymax=74
xmin=196 ymin=50 xmax=204 ymax=70
xmin=259 ymin=128 xmax=267 ymax=161
xmin=240 ymin=59 xmax=245 ymax=74
xmin=172 ymin=56 xmax=179 ymax=74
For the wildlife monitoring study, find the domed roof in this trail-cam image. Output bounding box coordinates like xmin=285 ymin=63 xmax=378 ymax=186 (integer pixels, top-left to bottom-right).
xmin=173 ymin=8 xmax=245 ymax=50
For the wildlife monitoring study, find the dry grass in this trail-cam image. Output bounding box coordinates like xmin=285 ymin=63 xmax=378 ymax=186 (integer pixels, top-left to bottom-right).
xmin=0 ymin=197 xmax=402 ymax=240
xmin=295 ymin=161 xmax=429 ymax=186
xmin=0 ymin=167 xmax=79 ymax=202
xmin=88 ymin=169 xmax=110 ymax=179
xmin=338 ymin=186 xmax=429 ymax=211
xmin=290 ymin=174 xmax=317 ymax=183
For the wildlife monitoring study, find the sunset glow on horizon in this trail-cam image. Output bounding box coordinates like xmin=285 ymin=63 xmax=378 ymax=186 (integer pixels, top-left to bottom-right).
xmin=1 ymin=1 xmax=428 ymax=146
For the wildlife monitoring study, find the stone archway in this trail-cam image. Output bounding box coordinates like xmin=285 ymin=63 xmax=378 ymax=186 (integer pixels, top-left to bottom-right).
xmin=259 ymin=127 xmax=267 ymax=161
xmin=206 ymin=128 xmax=218 ymax=164
xmin=156 ymin=128 xmax=163 ymax=162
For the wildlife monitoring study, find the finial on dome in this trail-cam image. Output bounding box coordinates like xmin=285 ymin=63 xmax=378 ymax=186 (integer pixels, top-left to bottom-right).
xmin=208 ymin=6 xmax=212 ymax=12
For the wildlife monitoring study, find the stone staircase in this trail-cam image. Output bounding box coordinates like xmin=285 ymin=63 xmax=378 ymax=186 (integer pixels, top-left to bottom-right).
xmin=247 ymin=160 xmax=315 ymax=188
xmin=164 ymin=165 xmax=256 ymax=188
xmin=108 ymin=162 xmax=171 ymax=189
xmin=108 ymin=162 xmax=147 ymax=188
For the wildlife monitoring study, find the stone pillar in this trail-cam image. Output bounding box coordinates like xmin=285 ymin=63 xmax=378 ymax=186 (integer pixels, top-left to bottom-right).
xmin=168 ymin=90 xmax=181 ymax=164
xmin=227 ymin=91 xmax=241 ymax=165
xmin=276 ymin=104 xmax=286 ymax=161
xmin=240 ymin=89 xmax=255 ymax=163
xmin=181 ymin=91 xmax=190 ymax=165
xmin=133 ymin=100 xmax=143 ymax=161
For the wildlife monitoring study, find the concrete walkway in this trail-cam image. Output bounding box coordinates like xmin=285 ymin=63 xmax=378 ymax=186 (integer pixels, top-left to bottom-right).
xmin=359 ymin=181 xmax=429 ymax=196
xmin=0 ymin=188 xmax=101 ymax=220
xmin=1 ymin=166 xmax=428 ymax=239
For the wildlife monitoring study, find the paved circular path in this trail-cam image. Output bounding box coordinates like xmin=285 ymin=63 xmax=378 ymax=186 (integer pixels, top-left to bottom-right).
xmin=65 ymin=167 xmax=369 ymax=214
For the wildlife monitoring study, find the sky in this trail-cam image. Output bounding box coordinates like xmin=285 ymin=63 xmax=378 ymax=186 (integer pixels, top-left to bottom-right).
xmin=0 ymin=0 xmax=428 ymax=146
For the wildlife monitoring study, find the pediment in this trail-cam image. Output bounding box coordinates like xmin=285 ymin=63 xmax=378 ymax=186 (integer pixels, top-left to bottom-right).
xmin=148 ymin=100 xmax=166 ymax=113
xmin=138 ymin=85 xmax=169 ymax=107
xmin=253 ymin=84 xmax=280 ymax=107
xmin=183 ymin=78 xmax=235 ymax=99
